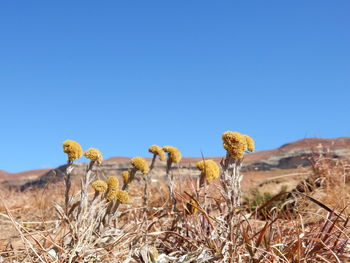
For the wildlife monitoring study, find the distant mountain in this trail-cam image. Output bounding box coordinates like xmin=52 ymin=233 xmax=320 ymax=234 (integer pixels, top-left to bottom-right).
xmin=0 ymin=168 xmax=51 ymax=182
xmin=243 ymin=137 xmax=350 ymax=170
xmin=107 ymin=137 xmax=350 ymax=171
xmin=2 ymin=137 xmax=349 ymax=190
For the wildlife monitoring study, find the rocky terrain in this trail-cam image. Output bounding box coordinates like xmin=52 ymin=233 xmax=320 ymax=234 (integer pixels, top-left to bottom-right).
xmin=1 ymin=137 xmax=349 ymax=191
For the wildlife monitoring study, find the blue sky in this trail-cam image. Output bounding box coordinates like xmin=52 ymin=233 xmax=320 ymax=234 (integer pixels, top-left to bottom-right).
xmin=0 ymin=1 xmax=349 ymax=172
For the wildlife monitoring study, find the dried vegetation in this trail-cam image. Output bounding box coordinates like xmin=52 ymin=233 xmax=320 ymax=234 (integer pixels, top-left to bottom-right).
xmin=0 ymin=134 xmax=350 ymax=262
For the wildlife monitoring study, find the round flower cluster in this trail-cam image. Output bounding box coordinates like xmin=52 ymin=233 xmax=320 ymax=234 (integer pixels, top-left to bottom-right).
xmin=115 ymin=190 xmax=129 ymax=204
xmin=196 ymin=159 xmax=220 ymax=183
xmin=163 ymin=146 xmax=182 ymax=163
xmin=107 ymin=176 xmax=119 ymax=189
xmin=121 ymin=171 xmax=130 ymax=185
xmin=91 ymin=175 xmax=129 ymax=204
xmin=63 ymin=140 xmax=83 ymax=161
xmin=131 ymin=157 xmax=150 ymax=174
xmin=222 ymin=131 xmax=255 ymax=159
xmin=84 ymin=148 xmax=103 ymax=164
xmin=245 ymin=135 xmax=255 ymax=153
xmin=106 ymin=189 xmax=129 ymax=203
xmin=148 ymin=145 xmax=165 ymax=161
xmin=91 ymin=179 xmax=108 ymax=193
xmin=106 ymin=189 xmax=118 ymax=201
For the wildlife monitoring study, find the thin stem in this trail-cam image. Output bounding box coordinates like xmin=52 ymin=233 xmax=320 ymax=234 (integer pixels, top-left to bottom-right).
xmin=64 ymin=160 xmax=73 ymax=213
xmin=166 ymin=158 xmax=177 ymax=211
xmin=112 ymin=168 xmax=137 ymax=215
xmin=143 ymin=176 xmax=149 ymax=207
xmin=143 ymin=155 xmax=156 ymax=207
xmin=78 ymin=161 xmax=96 ymax=217
xmin=149 ymin=154 xmax=157 ymax=171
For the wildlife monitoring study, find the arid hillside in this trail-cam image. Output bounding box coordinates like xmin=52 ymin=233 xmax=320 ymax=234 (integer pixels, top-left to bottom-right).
xmin=2 ymin=137 xmax=349 ymax=192
xmin=0 ymin=169 xmax=50 ymax=182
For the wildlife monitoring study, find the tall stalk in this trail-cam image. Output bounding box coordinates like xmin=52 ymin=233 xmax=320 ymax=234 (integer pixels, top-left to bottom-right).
xmin=64 ymin=160 xmax=73 ymax=213
xmin=143 ymin=154 xmax=156 ymax=207
xmin=220 ymin=153 xmax=243 ymax=212
xmin=163 ymin=145 xmax=182 ymax=211
xmin=166 ymin=158 xmax=177 ymax=211
xmin=79 ymin=160 xmax=96 ymax=215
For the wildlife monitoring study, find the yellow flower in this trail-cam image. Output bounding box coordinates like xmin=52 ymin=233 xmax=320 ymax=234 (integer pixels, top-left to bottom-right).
xmin=163 ymin=146 xmax=182 ymax=163
xmin=107 ymin=176 xmax=119 ymax=189
xmin=121 ymin=171 xmax=130 ymax=185
xmin=62 ymin=140 xmax=83 ymax=161
xmin=131 ymin=157 xmax=150 ymax=174
xmin=84 ymin=148 xmax=103 ymax=164
xmin=115 ymin=190 xmax=129 ymax=204
xmin=148 ymin=145 xmax=165 ymax=161
xmin=91 ymin=179 xmax=108 ymax=193
xmin=196 ymin=160 xmax=220 ymax=183
xmin=153 ymin=248 xmax=159 ymax=259
xmin=106 ymin=189 xmax=117 ymax=201
xmin=244 ymin=135 xmax=255 ymax=152
xmin=222 ymin=131 xmax=247 ymax=159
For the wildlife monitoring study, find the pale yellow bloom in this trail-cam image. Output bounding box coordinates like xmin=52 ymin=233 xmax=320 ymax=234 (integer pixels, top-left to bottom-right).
xmin=115 ymin=190 xmax=129 ymax=204
xmin=153 ymin=248 xmax=159 ymax=259
xmin=148 ymin=145 xmax=165 ymax=161
xmin=131 ymin=157 xmax=150 ymax=174
xmin=84 ymin=148 xmax=103 ymax=164
xmin=196 ymin=160 xmax=220 ymax=183
xmin=63 ymin=140 xmax=83 ymax=161
xmin=107 ymin=176 xmax=119 ymax=189
xmin=91 ymin=179 xmax=108 ymax=193
xmin=163 ymin=146 xmax=182 ymax=163
xmin=222 ymin=131 xmax=247 ymax=159
xmin=121 ymin=171 xmax=130 ymax=185
xmin=244 ymin=135 xmax=255 ymax=152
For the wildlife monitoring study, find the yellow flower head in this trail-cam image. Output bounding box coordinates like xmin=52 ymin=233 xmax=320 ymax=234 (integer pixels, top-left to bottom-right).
xmin=222 ymin=131 xmax=247 ymax=159
xmin=148 ymin=145 xmax=165 ymax=161
xmin=84 ymin=148 xmax=103 ymax=164
xmin=131 ymin=157 xmax=150 ymax=174
xmin=162 ymin=146 xmax=182 ymax=163
xmin=62 ymin=140 xmax=83 ymax=161
xmin=91 ymin=179 xmax=108 ymax=193
xmin=121 ymin=171 xmax=130 ymax=185
xmin=244 ymin=135 xmax=255 ymax=152
xmin=153 ymin=248 xmax=159 ymax=259
xmin=196 ymin=160 xmax=220 ymax=183
xmin=107 ymin=176 xmax=119 ymax=189
xmin=106 ymin=189 xmax=117 ymax=201
xmin=115 ymin=190 xmax=129 ymax=204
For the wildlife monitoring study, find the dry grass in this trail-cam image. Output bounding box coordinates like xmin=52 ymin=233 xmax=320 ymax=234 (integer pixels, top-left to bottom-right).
xmin=1 ymin=152 xmax=350 ymax=262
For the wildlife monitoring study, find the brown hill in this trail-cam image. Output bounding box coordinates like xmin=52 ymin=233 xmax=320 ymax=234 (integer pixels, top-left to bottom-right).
xmin=4 ymin=137 xmax=350 ymax=190
xmin=0 ymin=168 xmax=50 ymax=181
xmin=107 ymin=137 xmax=350 ymax=170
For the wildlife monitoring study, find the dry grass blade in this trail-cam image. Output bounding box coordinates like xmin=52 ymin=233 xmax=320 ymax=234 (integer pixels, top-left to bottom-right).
xmin=0 ymin=196 xmax=46 ymax=263
xmin=300 ymin=193 xmax=347 ymax=221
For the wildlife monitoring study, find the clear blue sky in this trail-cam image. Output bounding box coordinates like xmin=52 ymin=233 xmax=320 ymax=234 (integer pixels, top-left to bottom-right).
xmin=1 ymin=1 xmax=349 ymax=172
